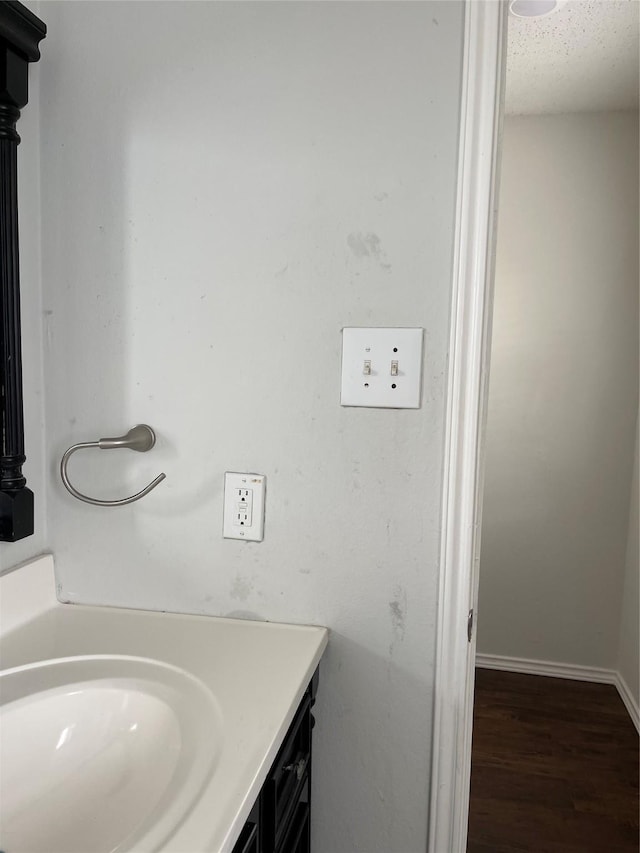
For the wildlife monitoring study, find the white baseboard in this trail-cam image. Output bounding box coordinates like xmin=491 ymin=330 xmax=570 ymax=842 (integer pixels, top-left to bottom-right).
xmin=476 ymin=653 xmax=639 ymax=734
xmin=476 ymin=653 xmax=617 ymax=683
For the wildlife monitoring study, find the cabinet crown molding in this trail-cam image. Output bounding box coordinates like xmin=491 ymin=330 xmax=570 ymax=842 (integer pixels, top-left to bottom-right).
xmin=0 ymin=1 xmax=46 ymax=62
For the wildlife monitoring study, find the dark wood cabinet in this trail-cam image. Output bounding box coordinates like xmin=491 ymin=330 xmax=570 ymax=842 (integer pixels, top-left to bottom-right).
xmin=232 ymin=669 xmax=318 ymax=853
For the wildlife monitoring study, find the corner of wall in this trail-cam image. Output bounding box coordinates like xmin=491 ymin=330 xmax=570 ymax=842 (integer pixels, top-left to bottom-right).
xmin=616 ymin=408 xmax=639 ymax=712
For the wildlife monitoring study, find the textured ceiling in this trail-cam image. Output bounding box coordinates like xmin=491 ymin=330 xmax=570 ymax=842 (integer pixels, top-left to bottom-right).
xmin=506 ymin=0 xmax=640 ymax=114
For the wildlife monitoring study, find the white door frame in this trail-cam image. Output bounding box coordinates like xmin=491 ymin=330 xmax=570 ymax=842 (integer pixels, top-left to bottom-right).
xmin=428 ymin=3 xmax=507 ymax=852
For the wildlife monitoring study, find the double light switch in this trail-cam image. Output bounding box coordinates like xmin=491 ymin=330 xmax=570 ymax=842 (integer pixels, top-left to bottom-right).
xmin=340 ymin=327 xmax=424 ymax=408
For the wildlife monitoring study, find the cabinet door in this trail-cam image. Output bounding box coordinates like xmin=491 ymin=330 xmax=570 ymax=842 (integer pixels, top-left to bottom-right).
xmin=231 ymin=670 xmax=319 ymax=853
xmin=263 ymin=695 xmax=311 ymax=851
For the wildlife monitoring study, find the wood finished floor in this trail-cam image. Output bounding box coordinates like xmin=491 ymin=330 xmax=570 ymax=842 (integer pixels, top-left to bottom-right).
xmin=467 ymin=669 xmax=639 ymax=853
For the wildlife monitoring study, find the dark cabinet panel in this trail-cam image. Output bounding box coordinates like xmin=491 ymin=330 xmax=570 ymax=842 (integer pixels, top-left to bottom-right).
xmin=232 ymin=669 xmax=318 ymax=853
xmin=233 ymin=821 xmax=259 ymax=853
xmin=278 ymin=802 xmax=310 ymax=853
xmin=263 ymin=694 xmax=310 ymax=852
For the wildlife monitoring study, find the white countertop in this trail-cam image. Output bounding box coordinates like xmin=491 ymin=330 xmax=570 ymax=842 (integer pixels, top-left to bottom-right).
xmin=0 ymin=555 xmax=329 ymax=853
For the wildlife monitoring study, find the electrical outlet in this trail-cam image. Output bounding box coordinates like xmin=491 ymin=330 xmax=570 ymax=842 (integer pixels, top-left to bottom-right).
xmin=223 ymin=473 xmax=265 ymax=541
xmin=235 ymin=488 xmax=253 ymax=527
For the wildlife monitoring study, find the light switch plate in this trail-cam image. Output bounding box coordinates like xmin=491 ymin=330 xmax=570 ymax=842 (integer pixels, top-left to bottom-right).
xmin=340 ymin=327 xmax=424 ymax=408
xmin=223 ymin=472 xmax=266 ymax=541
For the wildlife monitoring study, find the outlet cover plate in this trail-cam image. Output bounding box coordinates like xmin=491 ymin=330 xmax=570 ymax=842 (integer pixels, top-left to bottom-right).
xmin=223 ymin=472 xmax=266 ymax=541
xmin=340 ymin=327 xmax=423 ymax=408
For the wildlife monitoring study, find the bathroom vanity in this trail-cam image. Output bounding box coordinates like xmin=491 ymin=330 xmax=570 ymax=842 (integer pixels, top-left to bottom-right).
xmin=0 ymin=555 xmax=328 ymax=853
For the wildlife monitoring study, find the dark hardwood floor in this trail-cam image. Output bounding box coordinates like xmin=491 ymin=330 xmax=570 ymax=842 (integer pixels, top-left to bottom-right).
xmin=467 ymin=668 xmax=639 ymax=853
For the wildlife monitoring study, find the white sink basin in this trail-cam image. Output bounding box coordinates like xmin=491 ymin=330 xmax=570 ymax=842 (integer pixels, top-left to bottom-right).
xmin=0 ymin=655 xmax=223 ymax=853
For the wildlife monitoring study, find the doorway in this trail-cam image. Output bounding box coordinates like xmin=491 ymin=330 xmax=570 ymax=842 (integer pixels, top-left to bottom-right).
xmin=468 ymin=0 xmax=639 ymax=849
xmin=428 ymin=2 xmax=638 ymax=852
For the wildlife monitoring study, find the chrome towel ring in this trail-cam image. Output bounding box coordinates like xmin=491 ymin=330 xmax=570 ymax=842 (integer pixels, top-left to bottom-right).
xmin=60 ymin=424 xmax=166 ymax=507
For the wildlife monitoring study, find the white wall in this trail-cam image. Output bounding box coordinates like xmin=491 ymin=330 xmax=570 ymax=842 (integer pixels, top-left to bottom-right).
xmin=478 ymin=112 xmax=639 ymax=669
xmin=38 ymin=3 xmax=464 ymax=851
xmin=0 ymin=7 xmax=47 ymax=573
xmin=618 ymin=413 xmax=639 ymax=705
